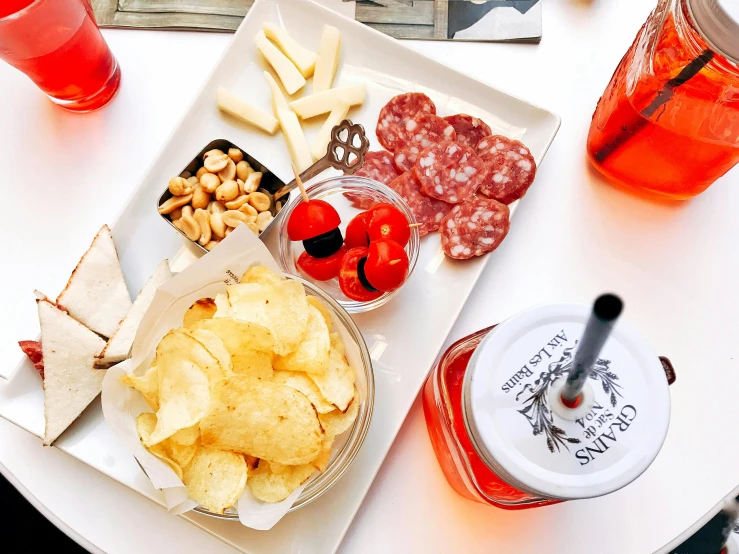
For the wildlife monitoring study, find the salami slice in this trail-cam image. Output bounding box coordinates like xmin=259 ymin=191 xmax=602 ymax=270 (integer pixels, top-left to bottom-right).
xmin=443 ymin=114 xmax=492 ymax=148
xmin=388 ymin=172 xmax=451 ymax=237
xmin=376 ymin=92 xmax=436 ymax=152
xmin=440 ymin=197 xmax=510 ymax=260
xmin=476 ymin=135 xmax=537 ymax=204
xmin=413 ymin=142 xmax=487 ymax=204
xmin=345 ymin=150 xmax=401 ymax=209
xmin=393 ymin=114 xmax=456 ymax=173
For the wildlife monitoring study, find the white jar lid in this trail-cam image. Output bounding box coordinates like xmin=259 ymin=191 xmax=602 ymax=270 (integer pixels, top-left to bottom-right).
xmin=688 ymin=0 xmax=739 ymax=64
xmin=462 ymin=303 xmax=671 ymax=501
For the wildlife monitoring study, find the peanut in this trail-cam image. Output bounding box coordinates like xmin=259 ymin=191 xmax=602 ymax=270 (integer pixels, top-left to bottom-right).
xmin=172 ymin=218 xmax=183 ymax=231
xmin=243 ymin=171 xmax=262 ymax=193
xmin=208 ymin=200 xmax=226 ymax=214
xmin=196 ymin=166 xmax=209 ymax=180
xmin=200 ymin=172 xmax=220 ymax=193
xmin=236 ymin=160 xmax=252 ymax=182
xmin=275 ymin=201 xmax=282 ymax=212
xmin=180 ymin=213 xmax=201 ymax=241
xmin=249 ymin=191 xmax=271 ymax=212
xmin=204 ymin=240 xmax=220 ymax=251
xmin=215 ymin=179 xmax=239 ymax=202
xmin=210 ymin=211 xmax=226 ymax=239
xmin=239 ymin=203 xmax=258 ymax=218
xmin=181 ymin=205 xmax=194 ymax=219
xmin=225 ymin=227 xmax=233 ymax=237
xmin=204 ymin=153 xmax=229 ymax=173
xmin=236 ymin=179 xmax=246 ymax=195
xmin=193 ymin=208 xmax=211 ymax=246
xmin=191 ymin=185 xmax=211 ymax=210
xmin=168 ymin=176 xmax=193 ymax=196
xmin=218 ymin=159 xmax=236 ymax=183
xmin=222 ymin=210 xmax=248 ymax=227
xmin=228 ymin=148 xmax=244 ymax=163
xmin=180 ymin=171 xmax=192 ymax=179
xmin=246 ymin=221 xmax=259 ymax=235
xmin=225 ymin=194 xmax=250 ymax=210
xmin=170 ymin=207 xmax=183 ymax=221
xmin=158 ymin=193 xmax=193 ymax=214
xmin=256 ymin=211 xmax=274 ymax=231
xmin=203 ymin=149 xmax=225 ymax=159
xmin=186 ymin=175 xmax=199 ymax=187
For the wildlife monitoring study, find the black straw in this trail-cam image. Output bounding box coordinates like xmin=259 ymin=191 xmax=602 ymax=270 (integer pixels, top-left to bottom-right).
xmin=561 ymin=294 xmax=623 ymax=404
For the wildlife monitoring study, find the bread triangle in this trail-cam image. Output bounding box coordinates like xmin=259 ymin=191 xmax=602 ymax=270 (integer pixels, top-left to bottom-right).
xmin=95 ymin=260 xmax=173 ymax=367
xmin=57 ymin=225 xmax=132 ymax=338
xmin=38 ymin=298 xmax=107 ymax=445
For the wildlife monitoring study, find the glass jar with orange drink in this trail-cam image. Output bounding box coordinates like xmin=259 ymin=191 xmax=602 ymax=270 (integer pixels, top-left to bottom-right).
xmin=587 ymin=0 xmax=739 ymax=199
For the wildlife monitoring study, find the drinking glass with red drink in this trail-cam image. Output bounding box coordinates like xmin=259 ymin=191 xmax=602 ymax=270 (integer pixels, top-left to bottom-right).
xmin=0 ymin=0 xmax=121 ymax=112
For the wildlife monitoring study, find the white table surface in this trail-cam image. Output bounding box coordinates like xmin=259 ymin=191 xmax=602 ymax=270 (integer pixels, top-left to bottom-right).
xmin=2 ymin=1 xmax=738 ymax=553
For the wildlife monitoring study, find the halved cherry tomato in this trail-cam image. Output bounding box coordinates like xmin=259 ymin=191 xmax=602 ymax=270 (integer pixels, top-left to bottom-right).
xmin=339 ymin=247 xmax=383 ymax=302
xmin=363 ymin=239 xmax=409 ymax=292
xmin=344 ymin=212 xmax=370 ymax=249
xmin=287 ymin=199 xmax=341 ymax=241
xmin=367 ymin=203 xmax=410 ymax=246
xmin=297 ymin=245 xmax=347 ymax=281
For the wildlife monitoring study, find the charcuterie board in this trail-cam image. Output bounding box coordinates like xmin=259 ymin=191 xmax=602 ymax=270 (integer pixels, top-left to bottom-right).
xmin=0 ymin=0 xmax=559 ymax=551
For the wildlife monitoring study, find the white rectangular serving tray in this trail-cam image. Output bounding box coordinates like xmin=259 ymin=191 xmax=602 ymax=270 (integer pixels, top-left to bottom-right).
xmin=0 ymin=0 xmax=559 ymax=552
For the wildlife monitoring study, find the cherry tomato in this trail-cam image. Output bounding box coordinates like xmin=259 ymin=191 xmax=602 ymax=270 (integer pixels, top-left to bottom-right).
xmin=367 ymin=203 xmax=410 ymax=246
xmin=363 ymin=239 xmax=409 ymax=292
xmin=339 ymin=247 xmax=383 ymax=302
xmin=297 ymin=245 xmax=347 ymax=281
xmin=344 ymin=212 xmax=370 ymax=249
xmin=287 ymin=199 xmax=341 ymax=241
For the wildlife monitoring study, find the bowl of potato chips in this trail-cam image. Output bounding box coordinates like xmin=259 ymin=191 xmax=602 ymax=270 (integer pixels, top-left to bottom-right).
xmin=120 ymin=265 xmax=374 ymax=517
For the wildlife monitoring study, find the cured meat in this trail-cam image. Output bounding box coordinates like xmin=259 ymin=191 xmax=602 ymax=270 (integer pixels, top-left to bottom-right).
xmin=443 ymin=114 xmax=492 ymax=148
xmin=476 ymin=135 xmax=537 ymax=204
xmin=440 ymin=198 xmax=510 ymax=260
xmin=413 ymin=142 xmax=487 ymax=204
xmin=388 ymin=172 xmax=451 ymax=236
xmin=393 ymin=114 xmax=456 ymax=173
xmin=19 ymin=340 xmax=44 ymax=379
xmin=345 ymin=151 xmax=401 ymax=209
xmin=376 ymin=92 xmax=436 ymax=152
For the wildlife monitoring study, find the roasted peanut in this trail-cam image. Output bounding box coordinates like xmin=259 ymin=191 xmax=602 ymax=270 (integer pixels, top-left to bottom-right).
xmin=204 ymin=153 xmax=229 ymax=173
xmin=256 ymin=211 xmax=274 ymax=231
xmin=236 ymin=179 xmax=246 ymax=195
xmin=228 ymin=148 xmax=244 ymax=163
xmin=203 ymin=149 xmax=225 ymax=159
xmin=196 ymin=166 xmax=209 ymax=180
xmin=200 ymin=172 xmax=220 ymax=193
xmin=246 ymin=221 xmax=259 ymax=235
xmin=180 ymin=171 xmax=192 ymax=179
xmin=218 ymin=159 xmax=236 ymax=182
xmin=236 ymin=160 xmax=252 ymax=181
xmin=181 ymin=205 xmax=194 ymax=219
xmin=243 ymin=171 xmax=262 ymax=193
xmin=239 ymin=203 xmax=258 ymax=218
xmin=158 ymin=193 xmax=193 ymax=214
xmin=172 ymin=218 xmax=183 ymax=231
xmin=225 ymin=227 xmax=233 ymax=237
xmin=225 ymin=194 xmax=250 ymax=210
xmin=191 ymin=185 xmax=211 ymax=210
xmin=275 ymin=201 xmax=282 ymax=212
xmin=193 ymin=208 xmax=212 ymax=246
xmin=249 ymin=191 xmax=271 ymax=212
xmin=186 ymin=175 xmax=199 ymax=187
xmin=168 ymin=176 xmax=193 ymax=196
xmin=170 ymin=207 xmax=183 ymax=221
xmin=215 ymin=180 xmax=239 ymax=202
xmin=204 ymin=240 xmax=220 ymax=251
xmin=208 ymin=200 xmax=226 ymax=214
xmin=180 ymin=213 xmax=201 ymax=241
xmin=210 ymin=211 xmax=226 ymax=239
xmin=222 ymin=210 xmax=248 ymax=227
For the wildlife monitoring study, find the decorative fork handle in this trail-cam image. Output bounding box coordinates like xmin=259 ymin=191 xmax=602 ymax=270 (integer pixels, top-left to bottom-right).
xmin=273 ymin=158 xmax=332 ymax=202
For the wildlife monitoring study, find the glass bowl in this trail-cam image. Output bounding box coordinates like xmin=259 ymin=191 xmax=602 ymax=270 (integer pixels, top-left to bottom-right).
xmin=278 ymin=176 xmax=421 ymax=313
xmin=193 ymin=273 xmax=375 ymax=518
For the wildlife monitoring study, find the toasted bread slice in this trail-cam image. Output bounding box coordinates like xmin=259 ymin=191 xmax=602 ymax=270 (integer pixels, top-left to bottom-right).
xmin=95 ymin=260 xmax=173 ymax=367
xmin=57 ymin=225 xmax=132 ymax=338
xmin=38 ymin=298 xmax=106 ymax=445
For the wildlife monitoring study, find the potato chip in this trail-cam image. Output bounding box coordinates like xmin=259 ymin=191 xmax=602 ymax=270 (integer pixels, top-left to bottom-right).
xmin=200 ymin=375 xmax=323 ymax=465
xmin=329 ymin=332 xmax=345 ymax=356
xmin=189 ymin=328 xmax=233 ymax=373
xmin=191 ymin=318 xmax=275 ymax=379
xmin=310 ymin=435 xmax=334 ymax=472
xmin=119 ymin=365 xmax=159 ymax=411
xmin=213 ymin=292 xmax=231 ymax=317
xmin=170 ymin=423 xmax=200 ymax=446
xmin=271 ymin=370 xmax=335 ymax=414
xmin=165 ymin=438 xmax=199 ymax=468
xmin=318 ymin=387 xmax=360 ymax=437
xmin=247 ymin=460 xmax=316 ymax=503
xmin=183 ymin=298 xmax=217 ymax=328
xmin=158 ymin=329 xmax=225 ymax=387
xmin=136 ymin=413 xmax=183 ymax=480
xmin=241 ymin=265 xmax=284 ymax=285
xmin=245 ymin=455 xmax=260 ymax=471
xmin=226 ymin=281 xmax=309 ymax=356
xmin=307 ymin=296 xmax=333 ymax=331
xmin=308 ymin=341 xmax=356 ymax=411
xmin=183 ymin=446 xmax=247 ymax=514
xmin=273 ymin=305 xmax=330 ymax=375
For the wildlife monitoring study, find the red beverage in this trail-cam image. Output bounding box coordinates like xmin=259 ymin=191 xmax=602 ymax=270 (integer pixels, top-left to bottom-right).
xmin=0 ymin=0 xmax=120 ymax=112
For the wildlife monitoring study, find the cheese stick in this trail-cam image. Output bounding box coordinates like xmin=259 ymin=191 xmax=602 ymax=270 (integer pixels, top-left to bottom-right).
xmin=217 ymin=88 xmax=279 ymax=135
xmin=290 ymin=84 xmax=366 ymax=119
xmin=263 ymin=22 xmax=316 ymax=79
xmin=310 ymin=100 xmax=350 ymax=161
xmin=254 ymin=30 xmax=306 ymax=95
xmin=264 ymin=71 xmax=290 ymax=116
xmin=277 ymin=109 xmax=313 ymax=173
xmin=313 ymin=25 xmax=341 ymax=93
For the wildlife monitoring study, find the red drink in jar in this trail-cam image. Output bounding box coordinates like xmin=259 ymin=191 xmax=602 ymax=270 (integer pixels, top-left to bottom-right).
xmin=0 ymin=0 xmax=121 ymax=112
xmin=586 ymin=0 xmax=739 ymax=199
xmin=423 ymin=304 xmax=672 ymax=508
